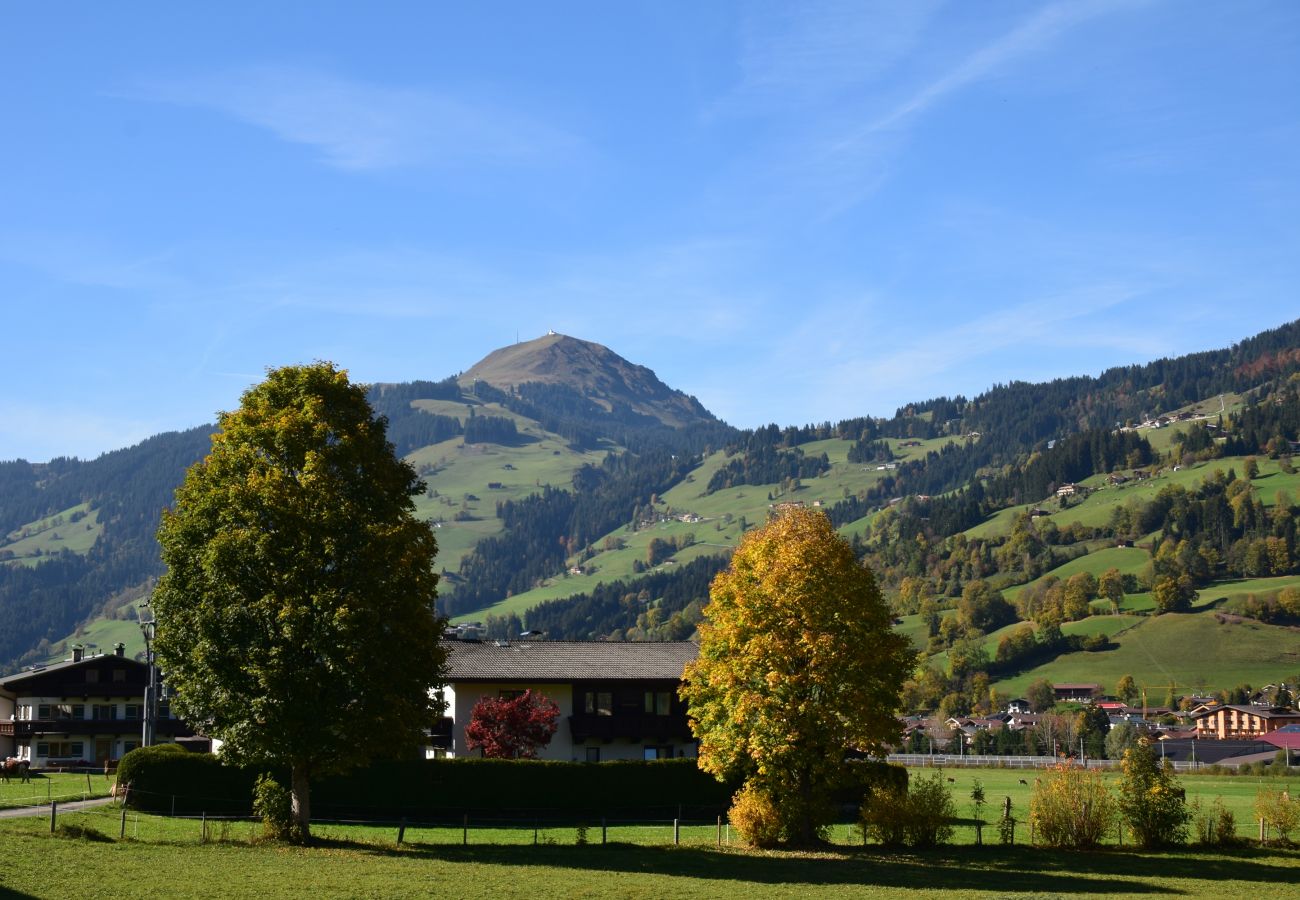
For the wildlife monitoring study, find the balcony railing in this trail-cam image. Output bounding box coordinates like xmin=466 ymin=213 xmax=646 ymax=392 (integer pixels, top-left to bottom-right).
xmin=568 ymin=713 xmax=693 ymax=744
xmin=11 ymin=719 xmax=194 ymax=738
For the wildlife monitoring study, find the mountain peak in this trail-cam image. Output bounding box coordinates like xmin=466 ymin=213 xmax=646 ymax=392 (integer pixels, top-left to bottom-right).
xmin=460 ymin=333 xmax=714 ymax=428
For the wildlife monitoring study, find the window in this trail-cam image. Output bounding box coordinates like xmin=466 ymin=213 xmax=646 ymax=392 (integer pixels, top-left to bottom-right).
xmin=124 ymin=704 xmax=142 ymax=720
xmin=644 ymin=691 xmax=671 ymax=716
xmin=122 ymin=741 xmax=139 ymax=755
xmin=584 ymin=691 xmax=613 ymax=716
xmin=92 ymin=704 xmax=117 ymax=721
xmin=112 ymin=669 xmax=127 ymax=682
xmin=72 ymin=704 xmax=85 ymax=720
xmin=37 ymin=704 xmax=52 ymax=719
xmin=85 ymin=670 xmax=99 ymax=683
xmin=643 ymin=745 xmax=672 ymax=760
xmin=17 ymin=704 xmax=31 ymax=721
xmin=585 ymin=747 xmax=601 ymax=763
xmin=157 ymin=701 xmax=170 ymax=720
xmin=35 ymin=741 xmax=84 ymax=759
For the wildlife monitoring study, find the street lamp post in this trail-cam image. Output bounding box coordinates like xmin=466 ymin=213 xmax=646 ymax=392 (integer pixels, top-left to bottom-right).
xmin=140 ymin=619 xmax=157 ymax=748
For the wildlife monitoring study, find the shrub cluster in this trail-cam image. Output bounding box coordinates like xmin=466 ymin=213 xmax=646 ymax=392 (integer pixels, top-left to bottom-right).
xmin=1029 ymin=763 xmax=1116 ymax=849
xmin=860 ymin=771 xmax=955 ymax=848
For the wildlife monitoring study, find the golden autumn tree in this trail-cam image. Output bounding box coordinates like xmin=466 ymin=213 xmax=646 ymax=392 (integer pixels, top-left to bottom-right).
xmin=680 ymin=507 xmax=913 ymax=845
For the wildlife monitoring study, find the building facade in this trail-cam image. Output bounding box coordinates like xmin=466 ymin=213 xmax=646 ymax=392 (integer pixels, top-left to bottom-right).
xmin=0 ymin=645 xmax=196 ymax=767
xmin=435 ymin=639 xmax=698 ymax=762
xmin=1192 ymin=704 xmax=1300 ymax=740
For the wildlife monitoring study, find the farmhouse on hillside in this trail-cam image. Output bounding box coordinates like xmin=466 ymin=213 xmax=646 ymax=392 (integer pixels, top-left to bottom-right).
xmin=432 ymin=638 xmax=698 ymax=762
xmin=0 ymin=645 xmax=202 ymax=767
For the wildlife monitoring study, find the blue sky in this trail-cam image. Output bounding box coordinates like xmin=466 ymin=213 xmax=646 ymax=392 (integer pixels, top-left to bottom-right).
xmin=3 ymin=1 xmax=1298 ymax=461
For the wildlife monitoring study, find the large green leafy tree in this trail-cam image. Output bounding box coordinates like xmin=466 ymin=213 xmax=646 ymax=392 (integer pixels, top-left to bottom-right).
xmin=152 ymin=363 xmax=446 ymax=841
xmin=680 ymin=507 xmax=913 ymax=845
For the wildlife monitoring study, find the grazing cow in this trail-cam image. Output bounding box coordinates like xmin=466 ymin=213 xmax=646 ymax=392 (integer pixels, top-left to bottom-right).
xmin=1018 ymin=779 xmax=1028 ymax=785
xmin=946 ymin=777 xmax=956 ymax=783
xmin=1 ymin=758 xmax=31 ymax=784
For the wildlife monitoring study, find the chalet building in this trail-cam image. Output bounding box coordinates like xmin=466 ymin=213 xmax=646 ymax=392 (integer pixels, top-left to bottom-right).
xmin=1053 ymin=683 xmax=1102 ymax=703
xmin=434 ymin=640 xmax=698 ymax=762
xmin=0 ymin=645 xmax=197 ymax=767
xmin=1191 ymin=704 xmax=1300 ymax=740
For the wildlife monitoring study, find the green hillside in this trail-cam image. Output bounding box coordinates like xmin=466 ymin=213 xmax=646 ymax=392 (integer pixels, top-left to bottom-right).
xmin=450 ymin=435 xmax=959 ymax=622
xmin=0 ymin=503 xmax=102 ymax=567
xmin=992 ymin=606 xmax=1300 ymax=697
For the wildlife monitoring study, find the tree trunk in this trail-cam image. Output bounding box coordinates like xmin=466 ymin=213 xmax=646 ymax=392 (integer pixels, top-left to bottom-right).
xmin=291 ymin=765 xmax=312 ymax=843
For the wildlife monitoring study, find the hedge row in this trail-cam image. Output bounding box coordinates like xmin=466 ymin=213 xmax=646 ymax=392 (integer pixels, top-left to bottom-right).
xmin=116 ymin=748 xmax=905 ymax=820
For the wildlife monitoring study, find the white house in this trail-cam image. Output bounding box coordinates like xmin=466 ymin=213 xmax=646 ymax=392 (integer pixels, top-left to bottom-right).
xmin=433 ymin=639 xmax=699 ymax=763
xmin=0 ymin=644 xmax=201 ymax=767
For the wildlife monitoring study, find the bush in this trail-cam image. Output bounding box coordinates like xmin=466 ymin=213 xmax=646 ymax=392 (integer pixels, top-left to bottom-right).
xmin=1191 ymin=796 xmax=1239 ymax=847
xmin=860 ymin=771 xmax=954 ymax=848
xmin=1255 ymin=787 xmax=1299 ymax=843
xmin=1030 ymin=762 xmax=1115 ymax=849
xmin=252 ymin=774 xmax=296 ymax=842
xmin=905 ymin=772 xmax=956 ymax=848
xmin=860 ymin=783 xmax=909 ymax=847
xmin=1117 ymin=745 xmax=1189 ymax=849
xmin=728 ymin=783 xmax=783 ymax=848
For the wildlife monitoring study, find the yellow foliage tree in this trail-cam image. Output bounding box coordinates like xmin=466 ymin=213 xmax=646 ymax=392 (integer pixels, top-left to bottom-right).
xmin=680 ymin=507 xmax=912 ymax=845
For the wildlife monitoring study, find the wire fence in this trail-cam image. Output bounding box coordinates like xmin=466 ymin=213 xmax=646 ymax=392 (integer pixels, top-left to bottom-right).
xmin=887 ymin=753 xmax=1207 ymax=772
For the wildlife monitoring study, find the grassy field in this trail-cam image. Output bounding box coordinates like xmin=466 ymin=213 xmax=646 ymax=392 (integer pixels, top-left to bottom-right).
xmin=0 ymin=771 xmax=116 ymax=809
xmin=0 ymin=502 xmax=103 ymax=567
xmin=992 ymin=608 xmax=1300 ymax=696
xmin=2 ymin=798 xmax=1298 ymax=898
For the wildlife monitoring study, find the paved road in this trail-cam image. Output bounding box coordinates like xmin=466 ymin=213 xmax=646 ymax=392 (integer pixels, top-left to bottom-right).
xmin=0 ymin=796 xmax=115 ymax=818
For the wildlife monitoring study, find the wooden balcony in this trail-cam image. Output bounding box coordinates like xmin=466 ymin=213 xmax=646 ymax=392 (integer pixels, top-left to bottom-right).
xmin=568 ymin=713 xmax=693 ymax=744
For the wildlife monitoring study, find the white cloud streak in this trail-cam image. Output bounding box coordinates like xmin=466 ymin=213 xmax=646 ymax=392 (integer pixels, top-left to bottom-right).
xmin=130 ymin=64 xmax=579 ymax=172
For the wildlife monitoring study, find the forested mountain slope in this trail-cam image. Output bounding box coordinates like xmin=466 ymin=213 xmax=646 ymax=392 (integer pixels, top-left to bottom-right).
xmin=5 ymin=321 xmax=1300 ymax=684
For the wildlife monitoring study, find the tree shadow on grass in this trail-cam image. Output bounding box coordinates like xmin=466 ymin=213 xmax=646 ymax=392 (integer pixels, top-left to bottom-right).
xmin=306 ymin=840 xmax=1207 ymax=895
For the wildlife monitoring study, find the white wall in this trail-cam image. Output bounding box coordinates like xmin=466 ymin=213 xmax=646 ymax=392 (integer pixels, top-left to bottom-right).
xmin=443 ymin=682 xmax=697 ymax=763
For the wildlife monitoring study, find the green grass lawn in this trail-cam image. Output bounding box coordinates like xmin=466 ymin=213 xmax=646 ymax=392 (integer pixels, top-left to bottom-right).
xmin=3 ymin=800 xmax=1299 ymax=899
xmin=0 ymin=771 xmax=116 ymax=809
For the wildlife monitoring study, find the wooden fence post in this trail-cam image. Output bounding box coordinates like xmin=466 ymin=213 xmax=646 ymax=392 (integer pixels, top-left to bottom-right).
xmin=50 ymin=800 xmax=57 ymax=833
xmin=674 ymin=818 xmax=680 ymax=846
xmin=200 ymin=811 xmax=206 ymax=844
xmin=397 ymin=817 xmax=406 ymax=845
xmin=462 ymin=813 xmax=468 ymax=846
xmin=602 ymin=816 xmax=607 ymax=845
xmin=716 ymin=815 xmax=722 ymax=848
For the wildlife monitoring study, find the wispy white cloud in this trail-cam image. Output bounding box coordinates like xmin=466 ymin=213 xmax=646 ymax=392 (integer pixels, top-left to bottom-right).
xmin=727 ymin=1 xmax=1136 ymax=216
xmin=129 ymin=64 xmax=580 ymax=172
xmin=802 ymin=282 xmax=1160 ymax=412
xmin=722 ymin=0 xmax=942 ymax=112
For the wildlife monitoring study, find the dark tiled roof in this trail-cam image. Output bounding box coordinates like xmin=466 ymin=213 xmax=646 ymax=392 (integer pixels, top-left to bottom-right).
xmin=443 ymin=640 xmax=697 ymax=682
xmin=0 ymin=653 xmax=144 ymax=688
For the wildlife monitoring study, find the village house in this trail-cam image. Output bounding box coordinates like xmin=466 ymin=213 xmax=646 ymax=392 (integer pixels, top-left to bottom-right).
xmin=432 ymin=639 xmax=698 ymax=762
xmin=0 ymin=645 xmax=199 ymax=767
xmin=1053 ymin=683 xmax=1102 ymax=703
xmin=1191 ymin=704 xmax=1300 ymax=740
